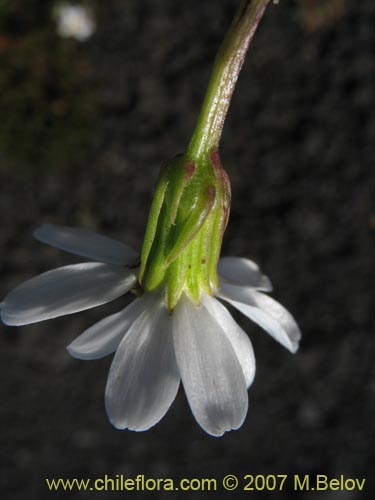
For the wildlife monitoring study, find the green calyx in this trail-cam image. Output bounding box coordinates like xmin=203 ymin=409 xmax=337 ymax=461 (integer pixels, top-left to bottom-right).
xmin=138 ymin=150 xmax=231 ymax=311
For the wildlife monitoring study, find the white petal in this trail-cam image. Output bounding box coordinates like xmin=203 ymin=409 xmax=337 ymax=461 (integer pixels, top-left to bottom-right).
xmin=34 ymin=224 xmax=138 ymax=266
xmin=202 ymin=294 xmax=256 ymax=388
xmin=219 ymin=283 xmax=301 ymax=353
xmin=1 ymin=263 xmax=136 ymax=325
xmin=218 ymin=256 xmax=272 ymax=291
xmin=105 ymin=294 xmax=180 ymax=431
xmin=67 ymin=294 xmax=154 ymax=360
xmin=173 ymin=294 xmax=248 ymax=437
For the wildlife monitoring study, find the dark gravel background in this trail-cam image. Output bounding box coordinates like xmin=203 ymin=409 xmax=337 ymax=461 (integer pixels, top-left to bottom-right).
xmin=0 ymin=0 xmax=373 ymax=499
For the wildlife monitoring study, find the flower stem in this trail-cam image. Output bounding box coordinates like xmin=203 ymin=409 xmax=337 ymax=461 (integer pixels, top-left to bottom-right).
xmin=187 ymin=0 xmax=271 ymax=160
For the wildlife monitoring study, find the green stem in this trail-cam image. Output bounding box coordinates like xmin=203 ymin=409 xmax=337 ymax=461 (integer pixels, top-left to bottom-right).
xmin=187 ymin=0 xmax=271 ymax=160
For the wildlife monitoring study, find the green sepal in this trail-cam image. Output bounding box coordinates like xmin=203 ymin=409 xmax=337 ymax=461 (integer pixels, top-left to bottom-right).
xmin=138 ymin=162 xmax=170 ymax=282
xmin=139 ymin=154 xmax=209 ymax=290
xmin=138 ymin=150 xmax=231 ymax=311
xmin=165 ymin=184 xmax=216 ymax=266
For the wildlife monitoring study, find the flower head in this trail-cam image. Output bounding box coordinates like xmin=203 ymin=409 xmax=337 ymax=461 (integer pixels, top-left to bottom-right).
xmin=1 ymin=218 xmax=300 ymax=436
xmin=55 ymin=3 xmax=96 ymax=42
xmin=1 ymin=0 xmax=300 ymax=436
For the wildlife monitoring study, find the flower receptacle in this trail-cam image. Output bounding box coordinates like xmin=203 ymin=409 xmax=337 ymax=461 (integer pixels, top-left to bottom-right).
xmin=139 ymin=150 xmax=231 ymax=311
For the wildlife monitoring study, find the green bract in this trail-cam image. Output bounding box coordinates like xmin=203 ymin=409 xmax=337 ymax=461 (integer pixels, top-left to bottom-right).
xmin=139 ymin=150 xmax=231 ymax=310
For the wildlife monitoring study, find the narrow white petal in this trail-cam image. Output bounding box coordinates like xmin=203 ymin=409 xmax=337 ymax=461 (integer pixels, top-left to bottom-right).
xmin=34 ymin=224 xmax=138 ymax=266
xmin=219 ymin=256 xmax=272 ymax=291
xmin=202 ymin=294 xmax=256 ymax=388
xmin=67 ymin=294 xmax=153 ymax=360
xmin=173 ymin=294 xmax=248 ymax=437
xmin=219 ymin=283 xmax=301 ymax=353
xmin=105 ymin=294 xmax=180 ymax=431
xmin=1 ymin=263 xmax=136 ymax=326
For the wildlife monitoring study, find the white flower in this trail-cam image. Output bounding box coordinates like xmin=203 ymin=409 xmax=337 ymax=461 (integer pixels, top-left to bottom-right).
xmin=55 ymin=3 xmax=96 ymax=41
xmin=1 ymin=224 xmax=301 ymax=436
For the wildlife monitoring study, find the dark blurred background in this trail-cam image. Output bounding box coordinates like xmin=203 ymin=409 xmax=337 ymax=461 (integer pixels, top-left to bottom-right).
xmin=0 ymin=0 xmax=373 ymax=498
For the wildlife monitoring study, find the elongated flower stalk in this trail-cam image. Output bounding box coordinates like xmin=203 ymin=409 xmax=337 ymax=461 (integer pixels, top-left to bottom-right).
xmin=140 ymin=0 xmax=271 ymax=310
xmin=1 ymin=0 xmax=301 ymax=437
xmin=188 ymin=0 xmax=270 ymax=158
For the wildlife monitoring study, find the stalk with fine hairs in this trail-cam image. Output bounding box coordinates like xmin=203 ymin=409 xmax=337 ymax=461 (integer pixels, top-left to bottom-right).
xmin=188 ymin=0 xmax=271 ymax=159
